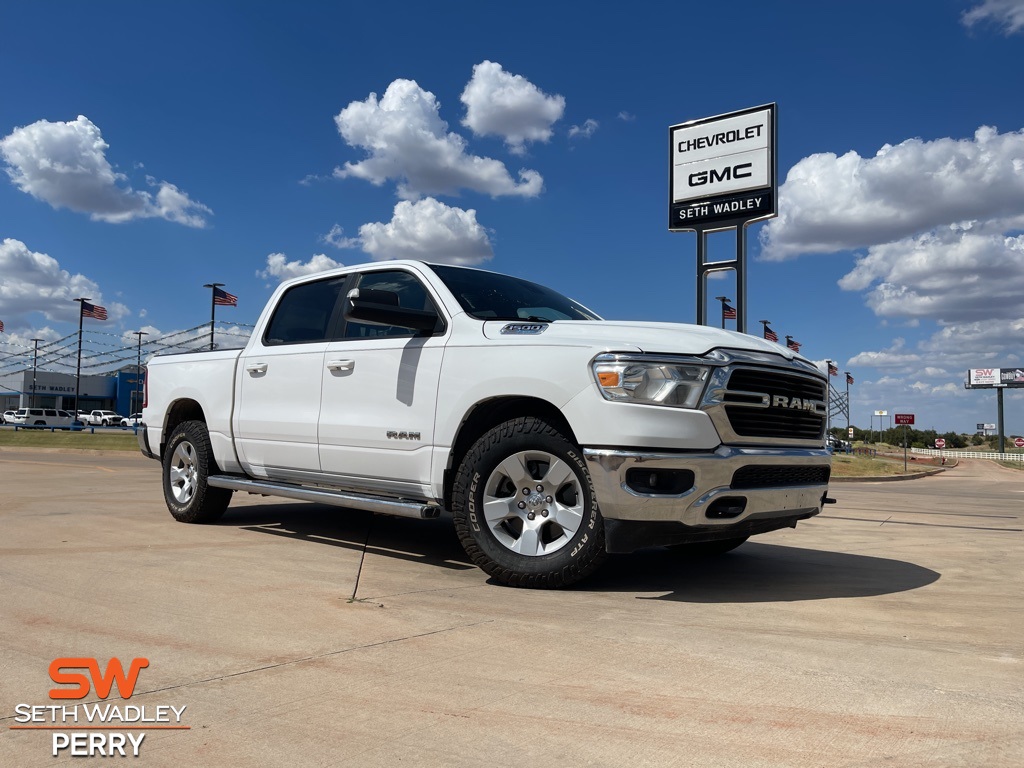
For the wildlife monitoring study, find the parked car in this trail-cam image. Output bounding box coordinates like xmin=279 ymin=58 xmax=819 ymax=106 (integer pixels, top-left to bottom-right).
xmin=85 ymin=410 xmax=124 ymax=426
xmin=10 ymin=408 xmax=74 ymax=428
xmin=2 ymin=410 xmax=17 ymax=424
xmin=827 ymin=435 xmax=851 ymax=452
xmin=120 ymin=413 xmax=143 ymax=427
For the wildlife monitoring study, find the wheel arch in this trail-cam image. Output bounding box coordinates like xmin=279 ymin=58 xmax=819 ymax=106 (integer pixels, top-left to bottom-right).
xmin=444 ymin=396 xmax=578 ymax=509
xmin=161 ymin=399 xmax=207 ymax=458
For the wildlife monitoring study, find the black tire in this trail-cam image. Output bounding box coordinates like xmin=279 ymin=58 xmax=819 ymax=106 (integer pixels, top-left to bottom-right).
xmin=452 ymin=416 xmax=606 ymax=588
xmin=669 ymin=536 xmax=749 ymax=557
xmin=162 ymin=420 xmax=231 ymax=523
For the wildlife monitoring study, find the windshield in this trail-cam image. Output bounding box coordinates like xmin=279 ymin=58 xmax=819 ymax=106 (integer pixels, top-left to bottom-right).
xmin=430 ymin=265 xmax=601 ymax=322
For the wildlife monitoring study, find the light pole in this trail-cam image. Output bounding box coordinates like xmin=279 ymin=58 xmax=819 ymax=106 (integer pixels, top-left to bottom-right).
xmin=133 ymin=331 xmax=148 ymax=415
xmin=203 ymin=283 xmax=224 ymax=350
xmin=30 ymin=338 xmax=42 ymax=408
xmin=715 ymin=296 xmax=731 ymax=330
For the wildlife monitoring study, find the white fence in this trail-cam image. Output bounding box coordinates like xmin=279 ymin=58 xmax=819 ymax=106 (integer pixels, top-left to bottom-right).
xmin=911 ymin=448 xmax=1024 ymax=462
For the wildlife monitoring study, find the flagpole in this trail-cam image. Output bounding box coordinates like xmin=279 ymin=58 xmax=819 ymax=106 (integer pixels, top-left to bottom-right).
xmin=72 ymin=297 xmax=89 ymax=419
xmin=203 ymin=283 xmax=224 ymax=351
xmin=845 ymin=372 xmax=851 ymax=441
xmin=825 ymin=360 xmax=833 ymax=437
xmin=31 ymin=338 xmax=42 ymax=408
xmin=715 ymin=296 xmax=729 ymax=330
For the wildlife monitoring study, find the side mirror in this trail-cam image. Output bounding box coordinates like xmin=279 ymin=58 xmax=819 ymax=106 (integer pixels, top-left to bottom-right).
xmin=344 ymin=288 xmax=442 ymax=333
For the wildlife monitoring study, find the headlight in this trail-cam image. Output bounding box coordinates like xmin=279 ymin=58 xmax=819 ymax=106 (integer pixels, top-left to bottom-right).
xmin=592 ymin=356 xmax=710 ymax=408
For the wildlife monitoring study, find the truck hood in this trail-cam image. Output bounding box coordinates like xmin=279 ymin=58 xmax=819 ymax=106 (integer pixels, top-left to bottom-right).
xmin=482 ymin=320 xmax=804 ymax=361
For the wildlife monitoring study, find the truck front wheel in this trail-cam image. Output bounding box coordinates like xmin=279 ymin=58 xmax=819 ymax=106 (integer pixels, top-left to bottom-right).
xmin=452 ymin=416 xmax=606 ymax=588
xmin=162 ymin=420 xmax=231 ymax=523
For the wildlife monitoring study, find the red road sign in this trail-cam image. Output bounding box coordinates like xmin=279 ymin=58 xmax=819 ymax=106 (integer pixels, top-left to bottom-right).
xmin=895 ymin=414 xmax=914 ymax=424
xmin=1015 ymin=437 xmax=1024 ymax=449
xmin=935 ymin=438 xmax=946 ymax=449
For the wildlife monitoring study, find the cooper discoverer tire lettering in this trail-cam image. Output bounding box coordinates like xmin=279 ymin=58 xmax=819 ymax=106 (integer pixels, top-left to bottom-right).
xmin=452 ymin=416 xmax=606 ymax=588
xmin=162 ymin=420 xmax=231 ymax=523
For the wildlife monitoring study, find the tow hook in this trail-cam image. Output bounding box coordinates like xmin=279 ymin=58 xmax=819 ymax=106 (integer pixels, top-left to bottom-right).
xmin=822 ymin=496 xmax=837 ymax=505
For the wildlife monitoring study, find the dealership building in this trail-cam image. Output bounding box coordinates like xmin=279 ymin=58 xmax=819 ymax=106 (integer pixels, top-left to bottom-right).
xmin=0 ymin=368 xmax=143 ymax=416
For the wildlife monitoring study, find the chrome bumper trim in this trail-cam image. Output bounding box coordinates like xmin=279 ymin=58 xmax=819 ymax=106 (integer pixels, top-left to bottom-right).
xmin=583 ymin=445 xmax=830 ymax=525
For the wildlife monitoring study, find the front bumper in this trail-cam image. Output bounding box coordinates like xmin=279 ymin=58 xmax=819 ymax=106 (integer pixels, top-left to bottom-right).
xmin=583 ymin=445 xmax=830 ymax=549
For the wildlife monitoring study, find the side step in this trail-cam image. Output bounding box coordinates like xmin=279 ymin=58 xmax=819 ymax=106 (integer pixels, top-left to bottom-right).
xmin=207 ymin=475 xmax=441 ymax=520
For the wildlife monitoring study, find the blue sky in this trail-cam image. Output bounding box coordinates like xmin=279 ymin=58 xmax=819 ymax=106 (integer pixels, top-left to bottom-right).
xmin=1 ymin=0 xmax=1023 ymax=434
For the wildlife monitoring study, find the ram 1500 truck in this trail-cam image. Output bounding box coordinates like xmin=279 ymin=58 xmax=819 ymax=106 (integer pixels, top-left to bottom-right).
xmin=140 ymin=261 xmax=832 ymax=587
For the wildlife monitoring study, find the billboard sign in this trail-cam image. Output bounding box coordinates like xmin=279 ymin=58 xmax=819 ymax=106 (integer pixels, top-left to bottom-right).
xmin=873 ymin=410 xmax=888 ymax=416
xmin=669 ymin=104 xmax=777 ymax=232
xmin=895 ymin=414 xmax=914 ymax=425
xmin=967 ymin=368 xmax=1024 ymax=388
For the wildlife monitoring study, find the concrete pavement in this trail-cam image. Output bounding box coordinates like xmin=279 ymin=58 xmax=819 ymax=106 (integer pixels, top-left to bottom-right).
xmin=0 ymin=449 xmax=1020 ymax=766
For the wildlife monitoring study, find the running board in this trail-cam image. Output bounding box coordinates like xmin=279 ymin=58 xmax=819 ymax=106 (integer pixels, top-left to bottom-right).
xmin=207 ymin=475 xmax=441 ymax=519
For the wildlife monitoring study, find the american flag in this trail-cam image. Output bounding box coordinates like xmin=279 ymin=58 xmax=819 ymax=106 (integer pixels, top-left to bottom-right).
xmin=81 ymin=301 xmax=108 ymax=320
xmin=846 ymin=373 xmax=854 ymax=385
xmin=828 ymin=361 xmax=838 ymax=376
xmin=763 ymin=323 xmax=778 ymax=342
xmin=722 ymin=303 xmax=737 ymax=320
xmin=786 ymin=336 xmax=801 ymax=353
xmin=213 ymin=287 xmax=238 ymax=307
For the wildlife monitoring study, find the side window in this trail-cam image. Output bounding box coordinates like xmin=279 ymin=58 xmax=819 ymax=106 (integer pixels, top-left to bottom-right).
xmin=264 ymin=277 xmax=346 ymax=346
xmin=342 ymin=270 xmax=439 ymax=340
xmin=45 ymin=410 xmax=57 ymax=417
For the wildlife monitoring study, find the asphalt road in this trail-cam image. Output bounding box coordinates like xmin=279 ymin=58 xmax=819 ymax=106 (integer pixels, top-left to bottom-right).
xmin=0 ymin=449 xmax=1020 ymax=766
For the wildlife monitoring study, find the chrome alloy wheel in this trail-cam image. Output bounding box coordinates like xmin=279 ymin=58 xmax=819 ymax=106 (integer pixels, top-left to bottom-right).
xmin=168 ymin=440 xmax=199 ymax=504
xmin=482 ymin=450 xmax=585 ymax=556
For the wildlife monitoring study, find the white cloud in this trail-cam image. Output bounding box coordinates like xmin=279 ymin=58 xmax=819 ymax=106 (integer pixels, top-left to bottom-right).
xmin=617 ymin=112 xmax=636 ymax=122
xmin=0 ymin=238 xmax=129 ymax=325
xmin=760 ymin=125 xmax=1024 ymax=260
xmin=838 ymin=227 xmax=1024 ymax=322
xmin=358 ymin=198 xmax=493 ymax=265
xmin=962 ymin=0 xmax=1024 ymax=35
xmin=460 ymin=61 xmax=565 ymax=155
xmin=333 ymin=79 xmax=543 ymax=200
xmin=321 ymin=224 xmax=361 ymax=249
xmin=568 ymin=119 xmax=599 ymax=140
xmin=0 ymin=116 xmax=211 ymax=227
xmin=259 ymin=253 xmax=344 ymax=282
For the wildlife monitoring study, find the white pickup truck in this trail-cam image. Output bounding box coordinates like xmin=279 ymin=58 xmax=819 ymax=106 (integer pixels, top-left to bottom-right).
xmin=140 ymin=261 xmax=832 ymax=587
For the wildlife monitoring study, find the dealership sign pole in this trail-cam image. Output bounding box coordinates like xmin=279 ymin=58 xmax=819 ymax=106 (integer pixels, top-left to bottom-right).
xmin=669 ymin=104 xmax=777 ymax=333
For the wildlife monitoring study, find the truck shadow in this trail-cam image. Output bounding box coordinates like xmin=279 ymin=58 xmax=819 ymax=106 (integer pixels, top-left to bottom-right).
xmin=579 ymin=542 xmax=941 ymax=603
xmin=222 ymin=504 xmax=476 ymax=572
xmin=220 ymin=505 xmax=940 ymax=601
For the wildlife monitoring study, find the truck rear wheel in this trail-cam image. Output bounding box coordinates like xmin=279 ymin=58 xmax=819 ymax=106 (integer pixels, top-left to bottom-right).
xmin=162 ymin=420 xmax=231 ymax=523
xmin=452 ymin=416 xmax=606 ymax=588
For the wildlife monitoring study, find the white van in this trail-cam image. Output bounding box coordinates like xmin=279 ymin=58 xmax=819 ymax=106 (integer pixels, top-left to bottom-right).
xmin=11 ymin=408 xmax=74 ymax=428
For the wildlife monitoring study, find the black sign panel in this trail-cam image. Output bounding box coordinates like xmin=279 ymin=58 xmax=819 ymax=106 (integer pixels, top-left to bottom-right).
xmin=670 ymin=189 xmax=775 ymax=231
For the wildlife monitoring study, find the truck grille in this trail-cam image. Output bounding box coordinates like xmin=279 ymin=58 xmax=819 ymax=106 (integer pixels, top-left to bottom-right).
xmin=721 ymin=369 xmax=826 ymax=440
xmin=731 ymin=464 xmax=831 ymax=489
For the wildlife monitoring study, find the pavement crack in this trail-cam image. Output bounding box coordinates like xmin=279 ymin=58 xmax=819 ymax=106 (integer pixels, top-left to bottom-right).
xmin=78 ymin=620 xmax=496 ymax=704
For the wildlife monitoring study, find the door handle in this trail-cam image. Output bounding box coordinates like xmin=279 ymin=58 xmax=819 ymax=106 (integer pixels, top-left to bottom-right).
xmin=327 ymin=359 xmax=355 ymax=372
xmin=245 ymin=363 xmax=268 ymax=374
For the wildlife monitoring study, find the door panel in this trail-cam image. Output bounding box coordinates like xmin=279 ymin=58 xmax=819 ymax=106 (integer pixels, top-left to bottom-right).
xmin=234 ymin=275 xmax=346 ymax=476
xmin=318 ymin=269 xmax=446 ymax=491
